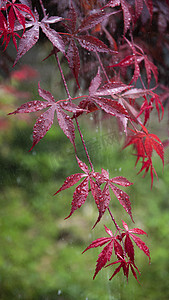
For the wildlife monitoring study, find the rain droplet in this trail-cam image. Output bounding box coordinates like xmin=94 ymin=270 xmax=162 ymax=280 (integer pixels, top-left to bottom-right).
xmin=57 ymin=289 xmax=62 ymax=295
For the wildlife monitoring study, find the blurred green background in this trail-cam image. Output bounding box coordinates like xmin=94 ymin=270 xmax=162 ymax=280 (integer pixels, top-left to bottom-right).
xmin=0 ymin=42 xmax=169 ymax=300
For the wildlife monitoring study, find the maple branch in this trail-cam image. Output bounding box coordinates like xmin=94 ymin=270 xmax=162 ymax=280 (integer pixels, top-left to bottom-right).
xmin=108 ymin=207 xmax=120 ymax=231
xmin=75 ymin=117 xmax=94 ymax=172
xmin=108 ymin=207 xmax=127 ymax=256
xmin=39 ymin=0 xmax=46 ymax=17
xmin=95 ymin=51 xmax=110 ymax=83
xmin=55 ymin=51 xmax=72 ymax=101
xmin=55 ymin=50 xmax=94 ymax=170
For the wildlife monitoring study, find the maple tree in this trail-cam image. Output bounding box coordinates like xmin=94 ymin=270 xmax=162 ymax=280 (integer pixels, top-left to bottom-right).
xmin=1 ymin=0 xmax=168 ymax=283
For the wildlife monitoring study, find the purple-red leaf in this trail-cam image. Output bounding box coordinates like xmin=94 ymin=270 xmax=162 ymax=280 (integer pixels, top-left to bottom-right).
xmin=104 ymin=0 xmax=132 ymax=34
xmin=130 ymin=234 xmax=150 ymax=261
xmin=66 ymin=39 xmax=80 ymax=87
xmin=82 ymin=237 xmax=112 ymax=253
xmin=8 ymin=100 xmax=49 ymax=114
xmin=125 ymin=234 xmax=135 ymax=261
xmin=56 ymin=105 xmax=75 ymax=147
xmin=109 ymin=183 xmax=133 ymax=221
xmin=65 ymin=177 xmax=89 ymax=219
xmin=89 ymin=67 xmax=102 ymax=96
xmin=92 ymin=97 xmax=129 ymax=118
xmin=40 ymin=23 xmax=65 ymax=55
xmin=38 ymin=83 xmax=56 ymax=103
xmin=110 ymin=176 xmax=133 ymax=187
xmin=14 ymin=23 xmax=39 ymax=65
xmin=76 ymin=156 xmax=90 ymax=174
xmin=121 ymin=220 xmax=150 ymax=261
xmin=29 ymin=106 xmax=55 ymax=151
xmin=42 ymin=16 xmax=64 ymax=24
xmin=54 ymin=173 xmax=85 ymax=195
xmin=93 ymin=182 xmax=111 ymax=228
xmin=93 ymin=241 xmax=114 ymax=279
xmin=77 ymin=11 xmax=118 ymax=33
xmin=76 ymin=35 xmax=111 ymax=53
xmin=95 ymin=82 xmax=130 ymax=96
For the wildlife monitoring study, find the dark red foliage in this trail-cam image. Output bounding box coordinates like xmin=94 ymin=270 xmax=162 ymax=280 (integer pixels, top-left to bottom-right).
xmin=3 ymin=0 xmax=167 ymax=284
xmin=83 ymin=221 xmax=149 ymax=282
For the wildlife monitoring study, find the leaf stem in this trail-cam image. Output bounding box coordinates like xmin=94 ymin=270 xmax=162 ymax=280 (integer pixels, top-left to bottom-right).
xmin=75 ymin=117 xmax=94 ymax=172
xmin=95 ymin=51 xmax=110 ymax=83
xmin=55 ymin=50 xmax=94 ymax=171
xmin=108 ymin=207 xmax=120 ymax=231
xmin=55 ymin=51 xmax=72 ymax=101
xmin=39 ymin=0 xmax=46 ymax=17
xmin=108 ymin=207 xmax=126 ymax=256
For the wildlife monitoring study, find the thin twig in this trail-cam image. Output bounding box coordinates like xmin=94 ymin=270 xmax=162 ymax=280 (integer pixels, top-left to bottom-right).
xmin=39 ymin=0 xmax=47 ymax=18
xmin=95 ymin=51 xmax=110 ymax=82
xmin=75 ymin=117 xmax=94 ymax=172
xmin=55 ymin=51 xmax=72 ymax=101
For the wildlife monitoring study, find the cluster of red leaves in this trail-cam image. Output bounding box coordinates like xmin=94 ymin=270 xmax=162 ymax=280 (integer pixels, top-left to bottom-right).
xmin=4 ymin=0 xmax=167 ymax=283
xmin=54 ymin=156 xmax=133 ymax=227
xmin=124 ymin=124 xmax=164 ymax=188
xmin=0 ymin=0 xmax=34 ymax=50
xmin=110 ymin=37 xmax=158 ymax=87
xmin=83 ymin=220 xmax=150 ymax=282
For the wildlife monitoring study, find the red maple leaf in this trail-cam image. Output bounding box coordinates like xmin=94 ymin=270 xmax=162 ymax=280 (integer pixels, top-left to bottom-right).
xmin=59 ymin=3 xmax=115 ymax=86
xmin=106 ymin=257 xmax=141 ymax=283
xmin=8 ymin=83 xmax=85 ymax=150
xmin=103 ymin=0 xmax=133 ymax=34
xmin=110 ymin=37 xmax=158 ymax=87
xmin=83 ymin=225 xmax=124 ymax=279
xmin=13 ymin=11 xmax=65 ymax=65
xmin=54 ymin=156 xmax=92 ymax=219
xmin=93 ymin=169 xmax=134 ymax=222
xmin=121 ymin=220 xmax=150 ymax=262
xmin=124 ymin=124 xmax=164 ymax=187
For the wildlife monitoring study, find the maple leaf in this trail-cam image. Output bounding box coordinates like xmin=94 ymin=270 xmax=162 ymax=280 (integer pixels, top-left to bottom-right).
xmin=60 ymin=3 xmax=114 ymax=86
xmin=83 ymin=225 xmax=124 ymax=279
xmin=14 ymin=10 xmax=65 ymax=65
xmin=93 ymin=169 xmax=134 ymax=221
xmin=8 ymin=83 xmax=79 ymax=150
xmin=110 ymin=37 xmax=158 ymax=86
xmin=6 ymin=0 xmax=35 ymax=31
xmin=103 ymin=0 xmax=133 ymax=34
xmin=0 ymin=0 xmax=36 ymax=50
xmin=106 ymin=257 xmax=141 ymax=283
xmin=124 ymin=124 xmax=164 ymax=187
xmin=54 ymin=156 xmax=90 ymax=218
xmin=76 ymin=10 xmax=119 ymax=34
xmin=121 ymin=220 xmax=150 ymax=262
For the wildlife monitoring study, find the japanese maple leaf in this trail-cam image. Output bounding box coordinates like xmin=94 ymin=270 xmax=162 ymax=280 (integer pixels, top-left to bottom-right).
xmin=14 ymin=11 xmax=65 ymax=65
xmin=54 ymin=156 xmax=110 ymax=224
xmin=54 ymin=156 xmax=90 ymax=218
xmin=103 ymin=0 xmax=133 ymax=34
xmin=110 ymin=37 xmax=158 ymax=86
xmin=82 ymin=225 xmax=124 ymax=279
xmin=6 ymin=0 xmax=35 ymax=32
xmin=106 ymin=257 xmax=141 ymax=283
xmin=103 ymin=0 xmax=153 ymax=31
xmin=61 ymin=4 xmax=115 ymax=86
xmin=133 ymin=0 xmax=153 ymax=22
xmin=121 ymin=220 xmax=150 ymax=262
xmin=121 ymin=88 xmax=164 ymax=124
xmin=8 ymin=83 xmax=82 ymax=150
xmin=73 ymin=69 xmax=131 ymax=121
xmin=124 ymin=124 xmax=164 ymax=187
xmin=93 ymin=169 xmax=134 ymax=222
